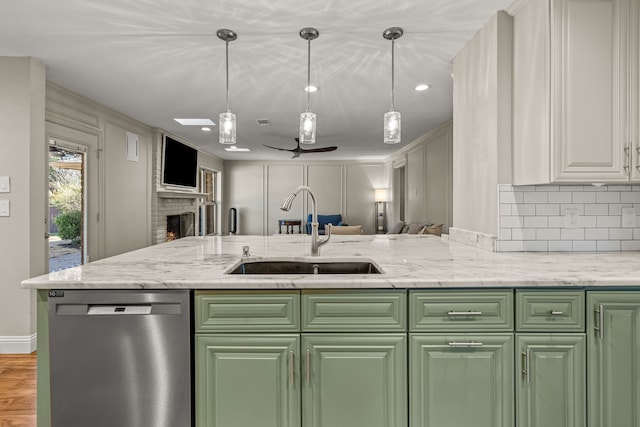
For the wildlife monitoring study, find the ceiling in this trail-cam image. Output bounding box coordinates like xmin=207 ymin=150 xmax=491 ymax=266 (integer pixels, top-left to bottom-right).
xmin=0 ymin=0 xmax=513 ymax=160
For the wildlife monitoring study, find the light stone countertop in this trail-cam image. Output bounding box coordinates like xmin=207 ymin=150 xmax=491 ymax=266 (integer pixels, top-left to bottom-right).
xmin=20 ymin=234 xmax=640 ymax=289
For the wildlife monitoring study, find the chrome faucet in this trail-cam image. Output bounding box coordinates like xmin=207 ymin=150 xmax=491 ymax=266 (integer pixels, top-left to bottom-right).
xmin=280 ymin=185 xmax=331 ymax=256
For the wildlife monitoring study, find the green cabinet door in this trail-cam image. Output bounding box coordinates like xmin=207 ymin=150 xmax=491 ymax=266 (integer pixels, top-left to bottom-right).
xmin=587 ymin=292 xmax=640 ymax=427
xmin=516 ymin=334 xmax=586 ymax=427
xmin=410 ymin=333 xmax=514 ymax=427
xmin=196 ymin=334 xmax=300 ymax=427
xmin=302 ymin=334 xmax=407 ymax=427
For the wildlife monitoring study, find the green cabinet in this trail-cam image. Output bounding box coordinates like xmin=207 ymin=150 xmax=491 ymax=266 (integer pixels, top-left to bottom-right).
xmin=410 ymin=333 xmax=514 ymax=427
xmin=302 ymin=334 xmax=407 ymax=427
xmin=195 ymin=334 xmax=300 ymax=427
xmin=516 ymin=335 xmax=586 ymax=427
xmin=587 ymin=292 xmax=640 ymax=427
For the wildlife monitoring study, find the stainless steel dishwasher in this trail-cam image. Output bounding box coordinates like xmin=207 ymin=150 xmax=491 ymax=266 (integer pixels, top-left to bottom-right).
xmin=48 ymin=289 xmax=192 ymax=427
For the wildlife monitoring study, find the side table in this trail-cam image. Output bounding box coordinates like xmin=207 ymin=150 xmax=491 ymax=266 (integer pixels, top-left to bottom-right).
xmin=278 ymin=219 xmax=302 ymax=234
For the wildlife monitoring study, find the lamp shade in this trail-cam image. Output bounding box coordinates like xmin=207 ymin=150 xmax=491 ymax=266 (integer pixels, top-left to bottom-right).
xmin=374 ymin=188 xmax=389 ymax=202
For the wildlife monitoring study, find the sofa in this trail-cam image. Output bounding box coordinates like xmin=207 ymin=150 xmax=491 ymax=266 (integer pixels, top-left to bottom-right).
xmin=306 ymin=214 xmax=344 ymax=235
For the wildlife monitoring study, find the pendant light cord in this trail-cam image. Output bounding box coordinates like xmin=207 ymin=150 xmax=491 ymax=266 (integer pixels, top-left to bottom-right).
xmin=225 ymin=40 xmax=230 ymax=112
xmin=390 ymin=38 xmax=395 ymax=111
xmin=307 ymin=38 xmax=311 ymax=112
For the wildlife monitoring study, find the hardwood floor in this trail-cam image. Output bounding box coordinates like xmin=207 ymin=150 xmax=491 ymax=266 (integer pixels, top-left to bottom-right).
xmin=0 ymin=353 xmax=37 ymax=427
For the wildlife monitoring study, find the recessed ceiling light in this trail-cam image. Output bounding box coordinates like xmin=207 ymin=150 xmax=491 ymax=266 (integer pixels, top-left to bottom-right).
xmin=304 ymin=85 xmax=318 ymax=93
xmin=174 ymin=118 xmax=216 ymax=126
xmin=256 ymin=119 xmax=271 ymax=126
xmin=415 ymin=84 xmax=430 ymax=91
xmin=201 ymin=127 xmax=212 ymax=132
xmin=224 ymin=146 xmax=250 ymax=152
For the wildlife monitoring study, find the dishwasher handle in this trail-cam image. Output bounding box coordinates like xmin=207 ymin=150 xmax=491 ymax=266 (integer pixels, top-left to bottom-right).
xmin=54 ymin=303 xmax=183 ymax=316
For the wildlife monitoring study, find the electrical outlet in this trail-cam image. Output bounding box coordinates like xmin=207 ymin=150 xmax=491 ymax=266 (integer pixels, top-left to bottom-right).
xmin=565 ymin=208 xmax=579 ymax=229
xmin=0 ymin=200 xmax=10 ymax=217
xmin=622 ymin=207 xmax=637 ymax=228
xmin=0 ymin=176 xmax=10 ymax=193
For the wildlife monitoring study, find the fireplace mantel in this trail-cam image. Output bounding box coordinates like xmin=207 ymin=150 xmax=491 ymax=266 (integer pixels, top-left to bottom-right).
xmin=157 ymin=190 xmax=208 ymax=199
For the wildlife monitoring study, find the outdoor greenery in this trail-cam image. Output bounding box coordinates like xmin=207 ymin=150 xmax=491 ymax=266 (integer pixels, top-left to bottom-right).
xmin=49 ymin=152 xmax=82 ymax=242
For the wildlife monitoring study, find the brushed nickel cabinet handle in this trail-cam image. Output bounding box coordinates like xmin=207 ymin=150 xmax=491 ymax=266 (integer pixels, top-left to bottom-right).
xmin=290 ymin=351 xmax=294 ymax=385
xmin=594 ymin=305 xmax=604 ymax=339
xmin=306 ymin=349 xmax=310 ymax=384
xmin=447 ymin=311 xmax=482 ymax=317
xmin=448 ymin=341 xmax=483 ymax=347
xmin=521 ymin=349 xmax=531 ymax=383
xmin=550 ymin=310 xmax=564 ymax=316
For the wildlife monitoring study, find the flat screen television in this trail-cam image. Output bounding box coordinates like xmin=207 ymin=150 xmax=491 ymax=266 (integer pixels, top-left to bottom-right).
xmin=162 ymin=135 xmax=198 ymax=189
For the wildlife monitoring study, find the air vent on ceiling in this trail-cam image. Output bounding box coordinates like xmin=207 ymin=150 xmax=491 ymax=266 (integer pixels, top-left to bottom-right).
xmin=256 ymin=119 xmax=271 ymax=126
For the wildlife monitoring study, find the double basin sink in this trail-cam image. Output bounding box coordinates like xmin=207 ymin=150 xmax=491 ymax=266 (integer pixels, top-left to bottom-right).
xmin=227 ymin=258 xmax=383 ymax=275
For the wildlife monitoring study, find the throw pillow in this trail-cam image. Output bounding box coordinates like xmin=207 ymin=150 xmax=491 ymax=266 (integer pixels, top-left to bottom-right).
xmin=387 ymin=221 xmax=405 ymax=234
xmin=330 ymin=225 xmax=363 ymax=235
xmin=424 ymin=224 xmax=443 ymax=236
xmin=407 ymin=223 xmax=424 ymax=234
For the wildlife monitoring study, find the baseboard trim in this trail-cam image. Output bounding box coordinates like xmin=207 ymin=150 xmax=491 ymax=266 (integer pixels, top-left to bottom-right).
xmin=0 ymin=333 xmax=37 ymax=354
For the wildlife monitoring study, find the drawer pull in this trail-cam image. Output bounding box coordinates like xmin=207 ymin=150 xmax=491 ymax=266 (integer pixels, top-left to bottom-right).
xmin=448 ymin=341 xmax=483 ymax=347
xmin=290 ymin=351 xmax=294 ymax=385
xmin=447 ymin=310 xmax=482 ymax=317
xmin=550 ymin=311 xmax=564 ymax=316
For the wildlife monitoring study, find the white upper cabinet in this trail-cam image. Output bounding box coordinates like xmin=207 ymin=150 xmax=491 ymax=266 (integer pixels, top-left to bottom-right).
xmin=512 ymin=0 xmax=636 ymax=183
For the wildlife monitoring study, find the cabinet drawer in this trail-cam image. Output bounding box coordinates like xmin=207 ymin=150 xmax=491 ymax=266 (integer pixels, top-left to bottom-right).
xmin=516 ymin=290 xmax=585 ymax=332
xmin=195 ymin=291 xmax=300 ymax=333
xmin=302 ymin=290 xmax=406 ymax=332
xmin=409 ymin=290 xmax=513 ymax=332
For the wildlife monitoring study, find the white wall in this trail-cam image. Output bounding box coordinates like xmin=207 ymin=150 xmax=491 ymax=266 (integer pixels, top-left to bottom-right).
xmin=386 ymin=121 xmax=453 ymax=232
xmin=0 ymin=57 xmax=46 ymax=351
xmin=224 ymin=161 xmax=384 ymax=235
xmin=452 ymin=11 xmax=512 ymax=236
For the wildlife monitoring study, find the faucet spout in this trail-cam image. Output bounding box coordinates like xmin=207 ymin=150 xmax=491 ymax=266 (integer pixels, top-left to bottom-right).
xmin=280 ymin=185 xmax=331 ymax=256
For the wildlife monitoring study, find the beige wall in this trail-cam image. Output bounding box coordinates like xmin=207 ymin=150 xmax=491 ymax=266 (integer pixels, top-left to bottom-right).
xmin=0 ymin=58 xmax=46 ymax=347
xmin=386 ymin=121 xmax=453 ymax=232
xmin=224 ymin=161 xmax=385 ymax=235
xmin=452 ymin=11 xmax=512 ymax=236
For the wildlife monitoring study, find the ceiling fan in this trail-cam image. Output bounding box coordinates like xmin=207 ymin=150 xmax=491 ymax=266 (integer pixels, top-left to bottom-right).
xmin=263 ymin=138 xmax=338 ymax=159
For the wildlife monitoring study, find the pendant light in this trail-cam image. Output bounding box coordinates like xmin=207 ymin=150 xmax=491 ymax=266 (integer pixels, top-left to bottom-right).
xmin=299 ymin=27 xmax=319 ymax=144
xmin=383 ymin=27 xmax=403 ymax=144
xmin=217 ymin=29 xmax=237 ymax=145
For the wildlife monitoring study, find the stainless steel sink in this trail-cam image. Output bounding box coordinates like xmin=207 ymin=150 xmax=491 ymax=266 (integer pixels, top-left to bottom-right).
xmin=227 ymin=259 xmax=382 ymax=275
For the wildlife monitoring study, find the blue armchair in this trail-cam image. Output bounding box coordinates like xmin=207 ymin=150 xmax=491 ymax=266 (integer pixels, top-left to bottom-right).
xmin=306 ymin=214 xmax=344 ymax=235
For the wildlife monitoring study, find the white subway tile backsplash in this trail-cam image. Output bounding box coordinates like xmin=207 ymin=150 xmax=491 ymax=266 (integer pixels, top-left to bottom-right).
xmin=597 ymin=241 xmax=621 ymax=251
xmin=524 ymin=192 xmax=548 ymax=203
xmin=524 ymin=241 xmax=548 ymax=251
xmin=548 ymin=241 xmax=573 ymax=251
xmin=621 ymin=192 xmax=640 ymax=203
xmin=609 ymin=228 xmax=633 ymax=240
xmin=548 ymin=192 xmax=572 ymax=203
xmin=536 ymin=228 xmax=560 ymax=240
xmin=561 ymin=229 xmax=585 ymax=240
xmin=577 ymin=216 xmax=597 ymax=228
xmin=501 ymin=216 xmax=524 ymax=228
xmin=597 ymin=216 xmax=621 ymax=228
xmin=585 ymin=204 xmax=608 ymax=215
xmin=512 ymin=228 xmax=536 ymax=240
xmin=585 ymin=228 xmax=609 ymax=240
xmin=561 ymin=204 xmax=585 ymax=215
xmin=524 ymin=216 xmax=548 ymax=228
xmin=572 ymin=192 xmax=596 ymax=203
xmin=496 ymin=184 xmax=640 ymax=252
xmin=596 ymin=192 xmax=621 ymax=203
xmin=497 ymin=241 xmax=524 ymax=252
xmin=536 ymin=204 xmax=560 ymax=216
xmin=622 ymin=241 xmax=640 ymax=250
xmin=512 ymin=204 xmax=535 ymax=216
xmin=573 ymin=241 xmax=597 ymax=251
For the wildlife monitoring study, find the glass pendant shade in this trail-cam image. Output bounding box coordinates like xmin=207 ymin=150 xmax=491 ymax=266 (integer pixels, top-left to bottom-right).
xmin=219 ymin=111 xmax=236 ymax=144
xmin=383 ymin=110 xmax=401 ymax=144
xmin=299 ymin=111 xmax=317 ymax=144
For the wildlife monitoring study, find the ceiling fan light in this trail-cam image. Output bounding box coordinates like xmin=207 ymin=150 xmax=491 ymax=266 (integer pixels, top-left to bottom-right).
xmin=299 ymin=111 xmax=316 ymax=144
xmin=383 ymin=110 xmax=401 ymax=144
xmin=219 ymin=111 xmax=236 ymax=144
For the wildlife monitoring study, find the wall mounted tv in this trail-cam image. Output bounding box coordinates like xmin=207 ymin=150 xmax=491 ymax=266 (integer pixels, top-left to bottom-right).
xmin=162 ymin=135 xmax=198 ymax=188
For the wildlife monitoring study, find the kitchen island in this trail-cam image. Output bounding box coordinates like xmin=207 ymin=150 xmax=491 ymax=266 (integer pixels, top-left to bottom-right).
xmin=22 ymin=234 xmax=640 ymax=427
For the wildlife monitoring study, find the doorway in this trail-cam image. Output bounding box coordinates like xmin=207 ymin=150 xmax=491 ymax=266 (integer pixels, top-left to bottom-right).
xmin=393 ymin=165 xmax=406 ymax=222
xmin=48 ymin=144 xmax=85 ymax=272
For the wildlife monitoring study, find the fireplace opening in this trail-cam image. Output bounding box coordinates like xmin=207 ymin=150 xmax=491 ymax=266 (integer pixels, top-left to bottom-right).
xmin=166 ymin=212 xmax=195 ymax=241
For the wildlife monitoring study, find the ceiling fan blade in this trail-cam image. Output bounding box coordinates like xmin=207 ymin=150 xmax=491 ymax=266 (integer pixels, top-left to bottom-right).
xmin=300 ymin=146 xmax=338 ymax=153
xmin=263 ymin=144 xmax=293 ymax=152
